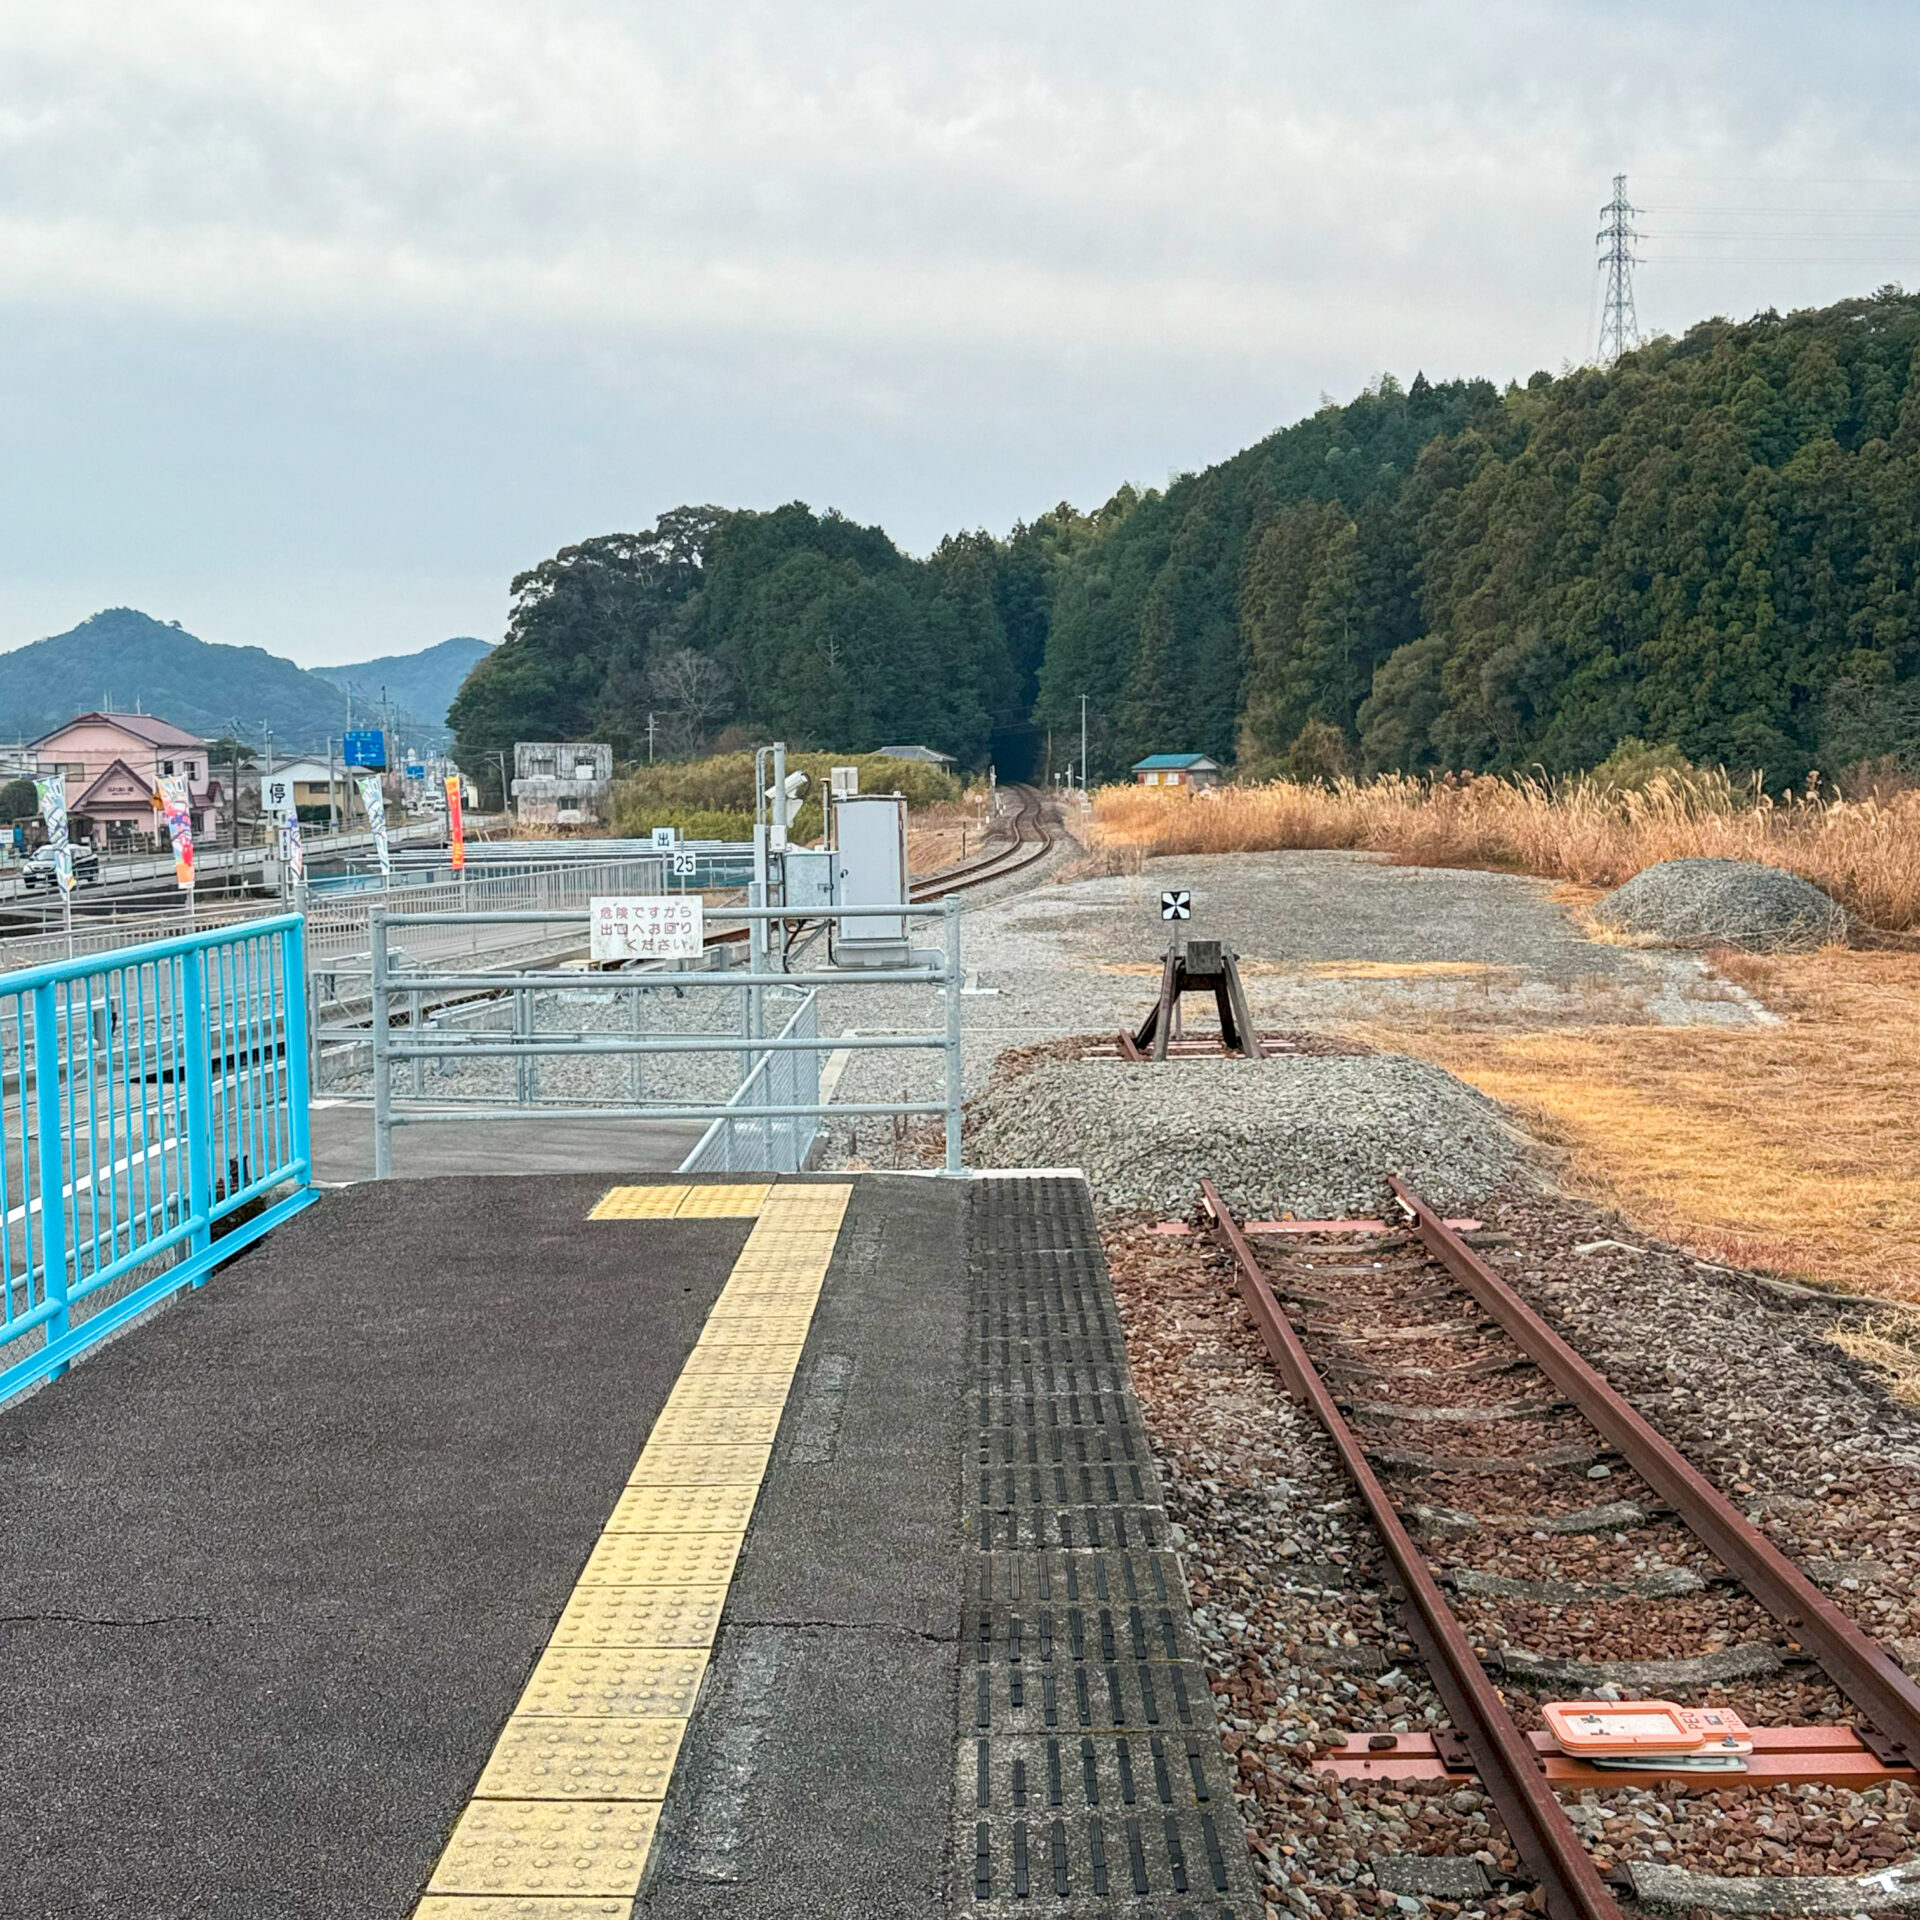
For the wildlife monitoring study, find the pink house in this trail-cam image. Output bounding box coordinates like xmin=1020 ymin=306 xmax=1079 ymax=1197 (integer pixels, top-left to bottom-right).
xmin=29 ymin=713 xmax=225 ymax=848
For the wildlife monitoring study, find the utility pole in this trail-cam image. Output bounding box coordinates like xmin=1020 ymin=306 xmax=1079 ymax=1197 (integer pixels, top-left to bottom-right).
xmin=1596 ymin=173 xmax=1642 ymax=367
xmin=1079 ymin=693 xmax=1089 ymax=792
xmin=648 ymin=713 xmax=656 ymax=765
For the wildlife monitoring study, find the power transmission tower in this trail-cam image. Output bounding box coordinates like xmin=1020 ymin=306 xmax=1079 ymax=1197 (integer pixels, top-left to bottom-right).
xmin=1595 ymin=173 xmax=1642 ymax=366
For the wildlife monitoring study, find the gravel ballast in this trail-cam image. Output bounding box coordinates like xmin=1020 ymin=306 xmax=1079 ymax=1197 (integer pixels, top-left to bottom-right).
xmin=1106 ymin=1196 xmax=1920 ymax=1916
xmin=966 ymin=1054 xmax=1532 ymax=1217
xmin=1594 ymin=858 xmax=1852 ymax=952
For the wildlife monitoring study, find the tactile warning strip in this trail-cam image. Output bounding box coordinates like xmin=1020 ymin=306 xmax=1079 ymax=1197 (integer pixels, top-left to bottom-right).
xmin=588 ymin=1182 xmax=773 ymax=1221
xmin=413 ymin=1180 xmax=852 ymax=1916
xmin=959 ymin=1176 xmax=1261 ymax=1918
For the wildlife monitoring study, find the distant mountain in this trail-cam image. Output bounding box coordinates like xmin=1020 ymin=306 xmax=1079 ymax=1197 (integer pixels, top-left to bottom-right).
xmin=0 ymin=610 xmax=489 ymax=753
xmin=316 ymin=636 xmax=492 ymax=730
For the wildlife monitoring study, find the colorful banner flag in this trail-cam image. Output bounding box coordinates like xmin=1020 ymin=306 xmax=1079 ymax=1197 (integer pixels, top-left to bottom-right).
xmin=33 ymin=774 xmax=72 ymax=894
xmin=281 ymin=808 xmax=305 ymax=883
xmin=444 ymin=773 xmax=466 ymax=873
xmin=158 ymin=774 xmax=195 ymax=889
xmin=358 ymin=774 xmax=391 ymax=876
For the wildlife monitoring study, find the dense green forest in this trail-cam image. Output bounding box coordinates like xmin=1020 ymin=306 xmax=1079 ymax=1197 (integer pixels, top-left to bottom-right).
xmin=451 ymin=286 xmax=1920 ymax=797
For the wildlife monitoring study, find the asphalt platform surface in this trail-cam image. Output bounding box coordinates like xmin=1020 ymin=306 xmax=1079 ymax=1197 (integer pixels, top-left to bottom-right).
xmin=0 ymin=1171 xmax=1254 ymax=1918
xmin=0 ymin=1174 xmax=747 ymax=1918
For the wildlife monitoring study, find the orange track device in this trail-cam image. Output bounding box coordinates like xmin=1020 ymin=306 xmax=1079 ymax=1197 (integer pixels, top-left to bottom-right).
xmin=1542 ymin=1701 xmax=1751 ymax=1771
xmin=1320 ymin=1721 xmax=1914 ymax=1791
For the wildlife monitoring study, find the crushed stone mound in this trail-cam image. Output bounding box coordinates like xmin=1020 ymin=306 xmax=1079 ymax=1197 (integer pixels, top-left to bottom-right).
xmin=965 ymin=1054 xmax=1533 ymax=1220
xmin=1593 ymin=857 xmax=1851 ymax=952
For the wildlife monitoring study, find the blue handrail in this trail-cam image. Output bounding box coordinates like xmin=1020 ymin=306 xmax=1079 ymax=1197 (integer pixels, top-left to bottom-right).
xmin=0 ymin=915 xmax=316 ymax=1402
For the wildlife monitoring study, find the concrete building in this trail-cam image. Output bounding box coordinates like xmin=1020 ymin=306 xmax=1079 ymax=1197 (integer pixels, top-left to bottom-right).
xmin=513 ymin=742 xmax=612 ymax=827
xmin=29 ymin=713 xmax=225 ymax=847
xmin=260 ymin=759 xmax=344 ymax=823
xmin=1131 ymin=753 xmax=1222 ymax=790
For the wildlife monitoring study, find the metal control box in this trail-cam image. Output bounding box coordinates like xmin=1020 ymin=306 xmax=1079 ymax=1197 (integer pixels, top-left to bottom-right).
xmin=782 ymin=847 xmax=836 ymax=913
xmin=829 ymin=792 xmax=908 ymax=966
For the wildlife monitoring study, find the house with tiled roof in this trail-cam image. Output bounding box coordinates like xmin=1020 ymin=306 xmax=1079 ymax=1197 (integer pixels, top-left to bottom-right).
xmin=1130 ymin=753 xmax=1221 ymax=790
xmin=29 ymin=712 xmax=224 ymax=847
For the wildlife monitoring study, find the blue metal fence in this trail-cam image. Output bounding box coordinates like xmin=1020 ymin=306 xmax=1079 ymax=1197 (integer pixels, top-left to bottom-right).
xmin=0 ymin=916 xmax=315 ymax=1402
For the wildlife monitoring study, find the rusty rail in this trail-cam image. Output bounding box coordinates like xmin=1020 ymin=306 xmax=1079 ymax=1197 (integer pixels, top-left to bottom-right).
xmin=1386 ymin=1173 xmax=1920 ymax=1770
xmin=1198 ymin=1179 xmax=1624 ymax=1920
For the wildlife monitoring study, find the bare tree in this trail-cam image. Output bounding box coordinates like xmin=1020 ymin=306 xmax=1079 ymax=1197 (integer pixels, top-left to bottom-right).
xmin=646 ymin=647 xmax=731 ymax=754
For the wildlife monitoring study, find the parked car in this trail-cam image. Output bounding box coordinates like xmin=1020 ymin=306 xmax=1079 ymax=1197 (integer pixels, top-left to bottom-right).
xmin=22 ymin=844 xmax=101 ymax=889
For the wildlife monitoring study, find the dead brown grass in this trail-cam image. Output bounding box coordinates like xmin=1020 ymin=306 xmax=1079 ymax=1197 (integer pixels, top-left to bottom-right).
xmin=1367 ymin=948 xmax=1920 ymax=1301
xmin=1829 ymin=1313 xmax=1920 ymax=1405
xmin=1091 ymin=774 xmax=1920 ymax=931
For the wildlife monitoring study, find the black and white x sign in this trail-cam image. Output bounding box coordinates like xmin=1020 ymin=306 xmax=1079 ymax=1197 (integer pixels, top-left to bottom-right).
xmin=1160 ymin=890 xmax=1192 ymax=921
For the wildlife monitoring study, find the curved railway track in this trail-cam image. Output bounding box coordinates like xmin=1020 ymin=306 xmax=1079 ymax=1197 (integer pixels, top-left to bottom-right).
xmin=1198 ymin=1177 xmax=1920 ymax=1920
xmin=908 ymin=782 xmax=1060 ymax=899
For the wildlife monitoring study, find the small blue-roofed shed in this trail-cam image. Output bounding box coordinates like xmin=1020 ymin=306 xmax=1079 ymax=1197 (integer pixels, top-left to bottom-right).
xmin=1130 ymin=753 xmax=1221 ymax=790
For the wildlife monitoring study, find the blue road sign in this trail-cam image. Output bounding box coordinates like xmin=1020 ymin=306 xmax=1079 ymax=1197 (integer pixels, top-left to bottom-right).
xmin=344 ymin=729 xmax=387 ymax=770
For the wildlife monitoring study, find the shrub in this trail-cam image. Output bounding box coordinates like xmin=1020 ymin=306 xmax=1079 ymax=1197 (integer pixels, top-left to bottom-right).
xmin=612 ymin=751 xmax=960 ymax=840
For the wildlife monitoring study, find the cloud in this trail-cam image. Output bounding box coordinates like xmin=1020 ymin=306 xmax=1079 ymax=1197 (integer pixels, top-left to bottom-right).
xmin=0 ymin=1 xmax=1914 ymax=660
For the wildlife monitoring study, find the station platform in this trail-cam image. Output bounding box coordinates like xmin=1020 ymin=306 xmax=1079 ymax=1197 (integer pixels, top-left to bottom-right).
xmin=0 ymin=1170 xmax=1259 ymax=1919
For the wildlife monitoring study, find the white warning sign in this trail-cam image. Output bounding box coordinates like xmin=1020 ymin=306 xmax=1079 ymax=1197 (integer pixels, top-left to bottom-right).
xmin=590 ymin=895 xmax=705 ymax=962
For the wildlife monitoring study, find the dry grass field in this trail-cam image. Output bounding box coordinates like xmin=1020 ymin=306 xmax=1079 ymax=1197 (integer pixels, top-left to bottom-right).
xmin=1090 ymin=774 xmax=1920 ymax=930
xmin=1092 ymin=776 xmax=1920 ymax=1303
xmin=1371 ymin=947 xmax=1920 ymax=1302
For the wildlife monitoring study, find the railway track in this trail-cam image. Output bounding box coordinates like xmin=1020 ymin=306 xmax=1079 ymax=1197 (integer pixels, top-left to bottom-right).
xmin=694 ymin=783 xmax=1056 ymax=963
xmin=1197 ymin=1177 xmax=1920 ymax=1920
xmin=908 ymin=782 xmax=1059 ymax=899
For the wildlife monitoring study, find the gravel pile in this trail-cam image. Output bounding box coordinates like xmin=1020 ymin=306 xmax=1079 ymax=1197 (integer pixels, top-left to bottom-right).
xmin=965 ymin=1055 xmax=1532 ymax=1217
xmin=1594 ymin=858 xmax=1852 ymax=951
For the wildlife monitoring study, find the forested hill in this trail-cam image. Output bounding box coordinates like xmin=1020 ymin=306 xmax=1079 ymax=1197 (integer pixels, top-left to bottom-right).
xmin=450 ymin=286 xmax=1920 ymax=792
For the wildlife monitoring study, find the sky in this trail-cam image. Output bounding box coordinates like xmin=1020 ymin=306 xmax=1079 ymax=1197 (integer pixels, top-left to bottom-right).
xmin=1 ymin=1 xmax=1917 ymax=667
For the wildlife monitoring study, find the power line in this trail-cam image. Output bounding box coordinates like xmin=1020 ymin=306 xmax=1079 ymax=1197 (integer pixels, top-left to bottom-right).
xmin=1596 ymin=173 xmax=1641 ymax=366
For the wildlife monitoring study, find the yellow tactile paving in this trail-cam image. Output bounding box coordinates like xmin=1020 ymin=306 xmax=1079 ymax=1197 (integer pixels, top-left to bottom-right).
xmin=654 ymin=1379 xmax=796 ymax=1414
xmin=602 ymin=1484 xmax=761 ymax=1534
xmin=673 ymin=1183 xmax=773 ymax=1216
xmin=425 ymin=1799 xmax=660 ymax=1896
xmin=586 ymin=1182 xmax=771 ymax=1221
xmin=574 ymin=1533 xmax=746 ymax=1587
xmin=624 ymin=1445 xmax=771 ymax=1486
xmin=517 ymin=1647 xmax=709 ymax=1719
xmin=475 ymin=1717 xmax=689 ymax=1801
xmin=677 ymin=1344 xmax=810 ymax=1377
xmin=549 ymin=1585 xmax=730 ymax=1651
xmin=696 ymin=1304 xmax=820 ymax=1330
xmin=645 ymin=1402 xmax=787 ymax=1447
xmin=414 ymin=1899 xmax=632 ymax=1918
xmin=415 ymin=1181 xmax=852 ymax=1920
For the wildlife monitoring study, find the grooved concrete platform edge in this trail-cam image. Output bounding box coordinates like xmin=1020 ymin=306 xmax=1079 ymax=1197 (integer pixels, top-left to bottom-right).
xmin=962 ymin=1173 xmax=1263 ymax=1919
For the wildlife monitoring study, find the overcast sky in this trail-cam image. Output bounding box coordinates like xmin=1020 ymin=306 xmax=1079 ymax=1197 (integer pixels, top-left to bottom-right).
xmin=1 ymin=1 xmax=1915 ymax=666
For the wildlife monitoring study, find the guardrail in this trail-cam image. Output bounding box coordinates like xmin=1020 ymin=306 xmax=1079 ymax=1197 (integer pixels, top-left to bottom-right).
xmin=365 ymin=899 xmax=965 ymax=1175
xmin=0 ymin=917 xmax=315 ymax=1402
xmin=680 ymin=990 xmax=821 ymax=1175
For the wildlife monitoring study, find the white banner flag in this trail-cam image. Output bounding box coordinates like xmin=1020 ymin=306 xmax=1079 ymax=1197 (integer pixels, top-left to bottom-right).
xmin=358 ymin=775 xmax=390 ymax=876
xmin=33 ymin=774 xmax=72 ymax=894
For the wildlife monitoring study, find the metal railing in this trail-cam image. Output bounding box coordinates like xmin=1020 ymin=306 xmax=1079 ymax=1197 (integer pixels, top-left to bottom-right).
xmin=365 ymin=899 xmax=966 ymax=1175
xmin=680 ymin=990 xmax=821 ymax=1175
xmin=0 ymin=917 xmax=316 ymax=1401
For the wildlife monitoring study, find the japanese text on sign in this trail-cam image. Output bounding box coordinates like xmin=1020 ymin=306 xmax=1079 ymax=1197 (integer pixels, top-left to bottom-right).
xmin=590 ymin=895 xmax=705 ymax=963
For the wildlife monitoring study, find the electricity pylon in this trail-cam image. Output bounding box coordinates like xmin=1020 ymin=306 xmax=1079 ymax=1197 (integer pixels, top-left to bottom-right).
xmin=1596 ymin=173 xmax=1642 ymax=366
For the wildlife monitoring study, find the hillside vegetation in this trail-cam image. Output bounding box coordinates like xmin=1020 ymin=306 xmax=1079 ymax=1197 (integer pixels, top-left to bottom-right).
xmin=0 ymin=609 xmax=486 ymax=748
xmin=451 ymin=287 xmax=1920 ymax=792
